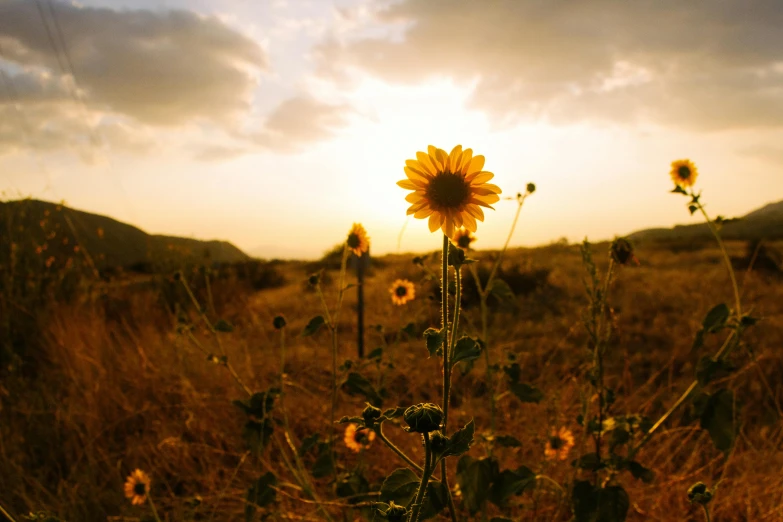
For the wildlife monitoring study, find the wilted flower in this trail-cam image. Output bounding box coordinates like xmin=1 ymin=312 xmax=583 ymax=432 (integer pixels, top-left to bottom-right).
xmin=124 ymin=469 xmax=151 ymax=506
xmin=687 ymin=482 xmax=714 ymax=505
xmin=610 ymin=237 xmax=636 ymax=266
xmin=544 ymin=427 xmax=575 ymax=461
xmin=343 ymin=423 xmax=376 ymax=452
xmin=398 ymin=145 xmax=502 ymax=237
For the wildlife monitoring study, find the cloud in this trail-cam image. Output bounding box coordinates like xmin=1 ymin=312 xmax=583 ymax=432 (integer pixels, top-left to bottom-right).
xmin=0 ymin=1 xmax=354 ymax=160
xmin=317 ymin=0 xmax=783 ymax=131
xmin=0 ymin=0 xmax=266 ymax=126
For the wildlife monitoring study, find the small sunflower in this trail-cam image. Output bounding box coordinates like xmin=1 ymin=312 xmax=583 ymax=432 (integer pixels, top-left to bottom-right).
xmin=346 ymin=223 xmax=370 ymax=257
xmin=398 ymin=145 xmax=502 ymax=238
xmin=389 ymin=279 xmax=415 ymax=306
xmin=670 ymin=159 xmax=698 ymax=188
xmin=452 ymin=228 xmax=476 ymax=250
xmin=544 ymin=427 xmax=575 ymax=462
xmin=343 ymin=423 xmax=376 ymax=453
xmin=124 ymin=469 xmax=151 ymax=506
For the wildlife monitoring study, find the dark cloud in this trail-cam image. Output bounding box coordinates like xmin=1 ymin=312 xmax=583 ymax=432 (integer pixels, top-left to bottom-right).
xmin=0 ymin=0 xmax=265 ymax=125
xmin=318 ymin=0 xmax=783 ymax=131
xmin=0 ymin=1 xmax=349 ymax=160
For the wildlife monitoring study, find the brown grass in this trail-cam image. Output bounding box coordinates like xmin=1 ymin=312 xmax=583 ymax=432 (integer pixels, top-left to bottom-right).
xmin=1 ymin=240 xmax=782 ymax=521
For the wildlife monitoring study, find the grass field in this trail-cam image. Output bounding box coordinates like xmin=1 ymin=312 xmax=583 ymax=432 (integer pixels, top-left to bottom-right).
xmin=1 ymin=233 xmax=782 ymax=521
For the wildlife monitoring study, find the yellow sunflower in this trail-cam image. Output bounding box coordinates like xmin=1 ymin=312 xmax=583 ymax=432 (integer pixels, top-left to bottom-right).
xmin=452 ymin=228 xmax=476 ymax=250
xmin=389 ymin=279 xmax=415 ymax=306
xmin=346 ymin=223 xmax=370 ymax=257
xmin=670 ymin=159 xmax=698 ymax=188
xmin=124 ymin=468 xmax=151 ymax=506
xmin=398 ymin=145 xmax=502 ymax=238
xmin=343 ymin=423 xmax=376 ymax=452
xmin=544 ymin=427 xmax=575 ymax=462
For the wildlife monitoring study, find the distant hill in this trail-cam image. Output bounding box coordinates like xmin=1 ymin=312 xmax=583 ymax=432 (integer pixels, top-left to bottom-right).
xmin=628 ymin=200 xmax=783 ymax=243
xmin=0 ymin=199 xmax=249 ymax=271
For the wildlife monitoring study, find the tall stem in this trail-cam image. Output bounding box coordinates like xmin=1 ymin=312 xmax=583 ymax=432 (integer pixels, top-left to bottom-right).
xmin=694 ymin=199 xmax=741 ymax=317
xmin=441 ymin=235 xmax=450 ymax=429
xmin=378 ymin=426 xmax=424 ymax=474
xmin=408 ymin=433 xmax=433 ymax=522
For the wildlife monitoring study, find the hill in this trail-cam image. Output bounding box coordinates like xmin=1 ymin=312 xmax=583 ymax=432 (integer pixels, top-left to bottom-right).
xmin=628 ymin=199 xmax=783 ymax=243
xmin=0 ymin=199 xmax=250 ymax=271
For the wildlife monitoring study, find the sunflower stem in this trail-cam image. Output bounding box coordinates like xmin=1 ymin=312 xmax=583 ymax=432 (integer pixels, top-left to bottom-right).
xmin=377 ymin=426 xmax=424 ymax=474
xmin=147 ymin=494 xmax=163 ymax=522
xmin=440 ymin=235 xmax=459 ymax=522
xmin=0 ymin=502 xmax=17 ymax=522
xmin=408 ymin=433 xmax=433 ymax=522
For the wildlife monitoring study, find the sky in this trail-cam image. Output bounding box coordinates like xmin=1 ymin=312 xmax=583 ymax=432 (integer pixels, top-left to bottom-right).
xmin=1 ymin=0 xmax=782 ymax=259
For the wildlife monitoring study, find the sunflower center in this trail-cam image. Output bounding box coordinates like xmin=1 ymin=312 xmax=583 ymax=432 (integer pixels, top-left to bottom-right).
xmin=549 ymin=436 xmax=563 ymax=450
xmin=347 ymin=233 xmax=361 ymax=249
xmin=395 ymin=286 xmax=407 ymax=297
xmin=426 ymin=171 xmax=470 ymax=209
xmin=457 ymin=236 xmax=472 ymax=249
xmin=133 ymin=483 xmax=147 ymax=495
xmin=677 ymin=165 xmax=691 ymax=179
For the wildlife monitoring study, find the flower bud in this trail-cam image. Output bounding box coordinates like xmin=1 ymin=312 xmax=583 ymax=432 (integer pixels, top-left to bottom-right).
xmin=687 ymin=482 xmax=713 ymax=505
xmin=380 ymin=501 xmax=408 ymax=522
xmin=610 ymin=237 xmax=635 ymax=265
xmin=272 ymin=315 xmax=287 ymax=329
xmin=403 ymin=403 xmax=443 ymax=433
xmin=526 ymin=182 xmax=536 ymax=194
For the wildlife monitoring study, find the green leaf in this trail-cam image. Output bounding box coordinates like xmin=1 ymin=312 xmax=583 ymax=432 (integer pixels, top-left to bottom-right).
xmin=509 ymin=382 xmax=544 ymax=403
xmin=494 ymin=435 xmax=522 ymax=448
xmin=382 ymin=406 xmax=406 ymax=420
xmin=627 ymin=461 xmax=655 ymax=484
xmin=310 ymin=442 xmax=333 ymax=478
xmin=740 ymin=314 xmax=759 ymax=327
xmin=700 ymin=388 xmax=737 ymax=454
xmin=503 ymin=362 xmax=521 ymax=383
xmin=696 ymin=356 xmax=735 ymax=386
xmin=242 ymin=419 xmax=274 ymax=456
xmin=456 ymin=456 xmax=498 ymax=514
xmin=597 ymin=485 xmax=629 ymax=522
xmin=298 ymin=433 xmax=320 ymax=457
xmin=233 ymin=388 xmax=280 ymax=418
xmin=379 ymin=469 xmax=446 ymax=520
xmin=301 ymin=315 xmax=326 ymax=337
xmin=489 ymin=278 xmax=515 ymax=302
xmin=609 ymin=428 xmax=630 ymax=451
xmin=691 ymin=329 xmax=706 ymax=354
xmin=689 ymin=204 xmax=698 ymax=215
xmin=702 ymin=304 xmax=730 ymax=333
xmin=341 ymin=372 xmax=382 ymax=406
xmin=671 ymin=185 xmax=688 ymax=195
xmin=368 ymin=347 xmax=383 ymax=360
xmin=488 ymin=465 xmax=535 ymax=508
xmin=245 ymin=472 xmax=277 ymax=521
xmin=214 ymin=319 xmax=234 ymax=332
xmin=451 ymin=336 xmax=482 ymax=367
xmin=423 ymin=327 xmax=445 ymax=357
xmin=572 ymin=480 xmax=598 ymax=522
xmin=573 ymin=453 xmax=603 ymax=471
xmin=401 ymin=322 xmax=417 ymax=337
xmin=438 ymin=420 xmax=475 ymax=459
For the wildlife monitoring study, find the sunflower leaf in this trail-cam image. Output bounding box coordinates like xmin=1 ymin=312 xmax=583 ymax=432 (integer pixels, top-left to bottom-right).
xmin=301 ymin=315 xmax=326 ymax=337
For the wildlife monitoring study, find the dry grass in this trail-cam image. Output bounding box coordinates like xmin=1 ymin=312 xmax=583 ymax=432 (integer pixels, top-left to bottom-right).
xmin=1 ymin=240 xmax=782 ymax=521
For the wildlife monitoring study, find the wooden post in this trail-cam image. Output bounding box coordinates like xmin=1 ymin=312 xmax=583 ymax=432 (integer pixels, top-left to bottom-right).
xmin=356 ymin=250 xmax=367 ymax=358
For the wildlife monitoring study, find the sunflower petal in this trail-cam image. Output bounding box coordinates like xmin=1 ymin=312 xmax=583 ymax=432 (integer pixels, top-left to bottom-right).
xmin=467 ymin=171 xmax=494 ymax=184
xmin=404 ymin=166 xmax=429 ymax=182
xmin=405 ymin=160 xmax=433 ymax=179
xmin=467 ymin=155 xmax=485 ymax=175
xmin=449 ymin=145 xmax=462 ymax=172
xmin=428 ymin=213 xmax=440 ymax=232
xmin=416 ymin=152 xmax=437 ymax=174
xmin=414 ymin=207 xmax=434 ymax=218
xmin=458 ymin=148 xmax=473 ymax=174
xmin=476 ymin=193 xmax=501 ymax=204
xmin=463 ymin=213 xmax=477 ymax=231
xmin=453 ymin=210 xmax=464 ymax=229
xmin=466 ymin=204 xmax=485 ymax=221
xmin=397 ymin=179 xmax=420 ymax=190
xmin=405 ymin=192 xmax=424 ymax=203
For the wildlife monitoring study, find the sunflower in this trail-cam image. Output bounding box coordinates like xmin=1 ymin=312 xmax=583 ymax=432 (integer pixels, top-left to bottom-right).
xmin=544 ymin=427 xmax=575 ymax=461
xmin=452 ymin=228 xmax=476 ymax=250
xmin=389 ymin=279 xmax=415 ymax=306
xmin=124 ymin=469 xmax=151 ymax=506
xmin=670 ymin=159 xmax=698 ymax=188
xmin=398 ymin=145 xmax=502 ymax=238
xmin=346 ymin=223 xmax=370 ymax=257
xmin=343 ymin=423 xmax=376 ymax=452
